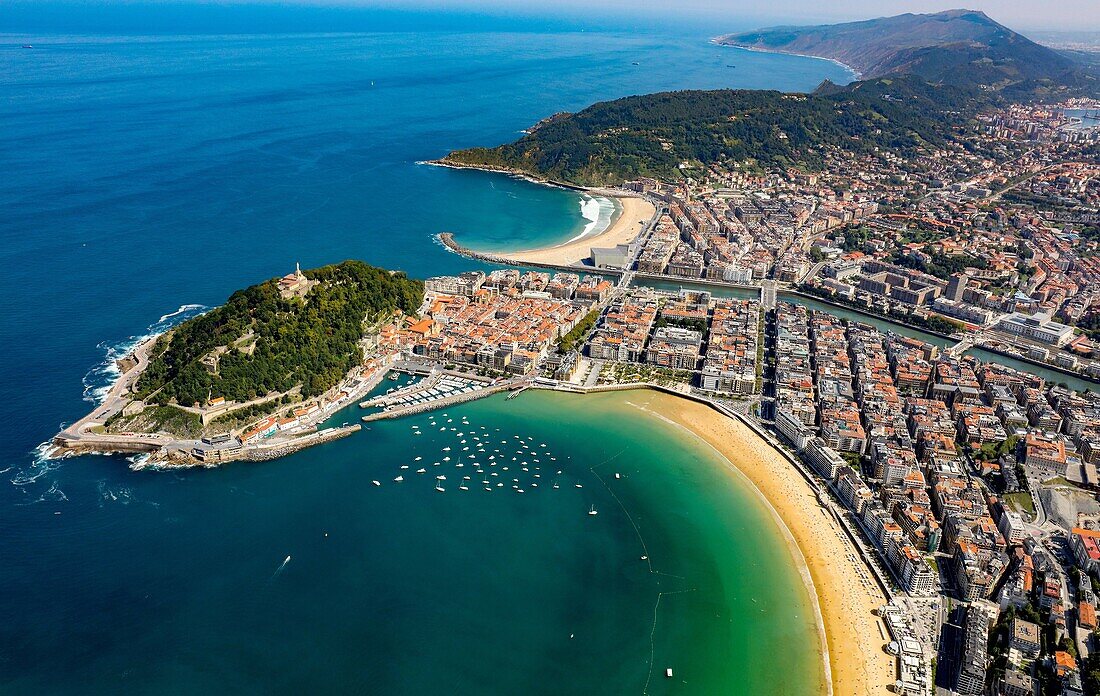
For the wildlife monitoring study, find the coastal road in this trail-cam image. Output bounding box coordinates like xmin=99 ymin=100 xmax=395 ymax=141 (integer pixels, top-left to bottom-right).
xmin=56 ymin=335 xmax=159 ymax=447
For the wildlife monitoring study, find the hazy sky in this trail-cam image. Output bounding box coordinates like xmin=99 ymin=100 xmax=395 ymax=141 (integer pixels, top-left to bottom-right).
xmin=426 ymin=0 xmax=1100 ymax=31
xmin=6 ymin=0 xmax=1100 ymax=33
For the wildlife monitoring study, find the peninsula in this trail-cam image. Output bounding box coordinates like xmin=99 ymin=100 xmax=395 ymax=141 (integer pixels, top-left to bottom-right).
xmin=53 ymin=260 xmax=423 ymax=465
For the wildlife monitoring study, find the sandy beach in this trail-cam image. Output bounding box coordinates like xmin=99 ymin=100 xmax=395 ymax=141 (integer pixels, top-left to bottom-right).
xmin=630 ymin=390 xmax=895 ymax=696
xmin=501 ymin=195 xmax=655 ymax=266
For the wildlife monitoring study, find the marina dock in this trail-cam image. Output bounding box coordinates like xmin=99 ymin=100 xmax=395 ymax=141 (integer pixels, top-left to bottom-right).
xmin=362 ymin=380 xmax=520 ymax=421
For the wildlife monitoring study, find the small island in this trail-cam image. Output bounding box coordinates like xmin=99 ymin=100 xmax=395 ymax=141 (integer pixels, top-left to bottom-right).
xmin=53 ymin=260 xmax=424 ymax=466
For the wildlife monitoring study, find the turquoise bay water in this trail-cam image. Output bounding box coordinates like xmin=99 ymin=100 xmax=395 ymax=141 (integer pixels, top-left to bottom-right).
xmin=5 ymin=388 xmax=823 ymax=694
xmin=0 ymin=20 xmax=850 ymax=693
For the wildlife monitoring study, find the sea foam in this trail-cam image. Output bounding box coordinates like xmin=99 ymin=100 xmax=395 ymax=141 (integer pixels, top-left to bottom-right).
xmin=81 ymin=303 xmax=209 ymax=405
xmin=565 ymin=195 xmax=617 ymax=244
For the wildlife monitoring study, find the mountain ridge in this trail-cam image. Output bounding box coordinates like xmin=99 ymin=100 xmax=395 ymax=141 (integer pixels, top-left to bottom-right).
xmin=442 ymin=11 xmax=1098 ymax=187
xmin=716 ymin=9 xmax=1090 ymax=92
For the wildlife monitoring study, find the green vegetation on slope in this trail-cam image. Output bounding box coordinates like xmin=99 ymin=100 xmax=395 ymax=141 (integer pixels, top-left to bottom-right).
xmin=444 ymin=77 xmax=975 ymax=186
xmin=137 ymin=260 xmax=423 ymax=407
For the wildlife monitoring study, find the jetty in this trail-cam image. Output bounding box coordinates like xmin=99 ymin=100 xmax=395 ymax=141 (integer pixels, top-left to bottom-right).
xmin=362 ymin=380 xmax=522 ymax=422
xmin=247 ymin=424 xmax=361 ymax=461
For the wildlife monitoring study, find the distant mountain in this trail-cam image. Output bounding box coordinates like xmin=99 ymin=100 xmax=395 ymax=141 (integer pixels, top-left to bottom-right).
xmin=717 ymin=9 xmax=1094 ymax=94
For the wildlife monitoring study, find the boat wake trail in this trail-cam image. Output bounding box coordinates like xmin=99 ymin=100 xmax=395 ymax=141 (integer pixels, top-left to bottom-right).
xmin=271 ymin=555 xmax=292 ymax=580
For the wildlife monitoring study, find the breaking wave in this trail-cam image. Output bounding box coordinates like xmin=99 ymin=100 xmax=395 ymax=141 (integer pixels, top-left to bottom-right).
xmin=81 ymin=303 xmax=208 ymax=405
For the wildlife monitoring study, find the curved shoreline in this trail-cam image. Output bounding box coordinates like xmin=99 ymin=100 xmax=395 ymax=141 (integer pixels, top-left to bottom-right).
xmin=624 ymin=390 xmax=894 ymax=695
xmin=423 ymin=158 xmax=656 ymax=266
xmin=622 ymin=395 xmax=832 ymax=695
xmin=712 ymin=41 xmax=863 ymax=82
xmin=499 ymin=196 xmax=654 ymax=266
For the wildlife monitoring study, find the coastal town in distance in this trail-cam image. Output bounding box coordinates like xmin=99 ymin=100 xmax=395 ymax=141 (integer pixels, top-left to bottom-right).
xmin=37 ymin=6 xmax=1100 ymax=696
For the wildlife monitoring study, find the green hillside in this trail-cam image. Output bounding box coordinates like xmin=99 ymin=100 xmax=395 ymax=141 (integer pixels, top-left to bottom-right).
xmin=136 ymin=260 xmax=423 ymax=407
xmin=443 ymin=77 xmax=974 ymax=186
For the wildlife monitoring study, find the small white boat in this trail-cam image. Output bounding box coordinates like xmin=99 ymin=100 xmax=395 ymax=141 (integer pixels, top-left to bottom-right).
xmin=641 ymin=555 xmax=648 ymax=560
xmin=614 ymin=473 xmax=621 ymax=480
xmin=372 ymin=480 xmax=381 ymax=486
xmin=436 ymin=485 xmax=445 ymax=492
xmin=575 ymin=484 xmax=583 ymax=488
xmin=665 ymin=668 xmax=673 ymax=679
xmin=414 ymin=456 xmax=422 ymax=461
xmin=417 ymin=468 xmax=426 ymax=474
xmin=588 ymin=506 xmax=598 ymax=516
xmin=436 ymin=475 xmax=446 ymax=480
xmin=394 ymin=476 xmax=404 ymax=482
xmin=459 ymin=485 xmax=469 ymax=491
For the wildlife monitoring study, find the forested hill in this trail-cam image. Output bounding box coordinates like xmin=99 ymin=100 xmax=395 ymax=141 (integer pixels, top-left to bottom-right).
xmin=136 ymin=260 xmax=423 ymax=408
xmin=442 ymin=77 xmax=974 ymax=187
xmin=718 ymin=10 xmax=1095 ymax=94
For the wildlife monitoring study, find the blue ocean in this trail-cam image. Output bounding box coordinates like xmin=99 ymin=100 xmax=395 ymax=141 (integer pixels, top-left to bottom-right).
xmin=1 ymin=11 xmax=852 ymax=693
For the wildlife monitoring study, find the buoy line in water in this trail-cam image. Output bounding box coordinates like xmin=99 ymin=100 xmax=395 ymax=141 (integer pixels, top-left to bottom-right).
xmin=591 ymin=451 xmax=695 ymax=694
xmin=642 ymin=588 xmax=696 ymax=696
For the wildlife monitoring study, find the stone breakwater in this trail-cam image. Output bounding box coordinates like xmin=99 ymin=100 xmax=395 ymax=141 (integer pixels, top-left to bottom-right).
xmin=246 ymin=424 xmax=362 ymax=461
xmin=436 ymin=232 xmax=514 ymax=265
